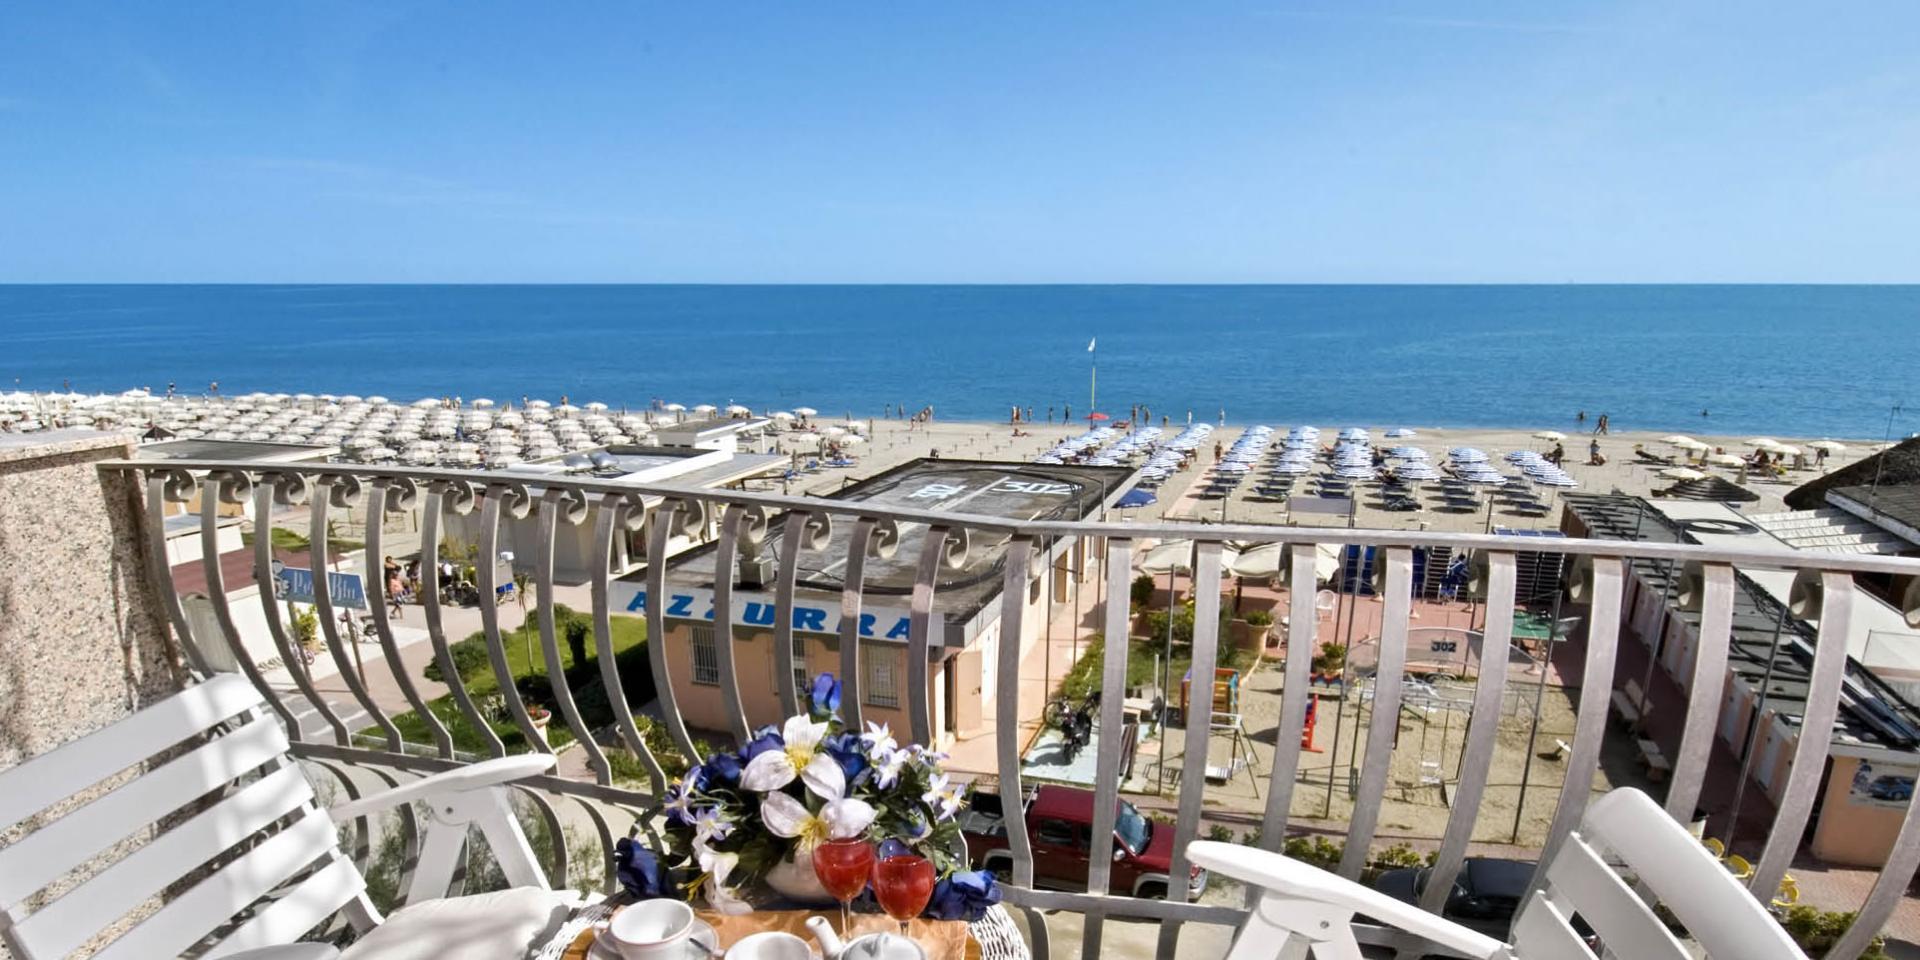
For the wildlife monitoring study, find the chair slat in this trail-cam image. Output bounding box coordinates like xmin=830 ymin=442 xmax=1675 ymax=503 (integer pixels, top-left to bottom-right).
xmin=11 ymin=764 xmax=315 ymax=959
xmin=0 ymin=718 xmax=288 ymax=910
xmin=1543 ymin=836 xmax=1688 ymax=960
xmin=91 ymin=813 xmax=338 ymax=960
xmin=0 ymin=673 xmax=261 ymax=831
xmin=1508 ymin=892 xmax=1597 ymax=960
xmin=204 ymin=854 xmax=364 ymax=958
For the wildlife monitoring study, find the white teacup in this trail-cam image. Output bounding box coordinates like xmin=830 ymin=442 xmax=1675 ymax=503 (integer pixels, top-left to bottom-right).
xmin=838 ymin=932 xmax=928 ymax=960
xmin=725 ymin=931 xmax=814 ymax=960
xmin=607 ymin=899 xmax=697 ymax=960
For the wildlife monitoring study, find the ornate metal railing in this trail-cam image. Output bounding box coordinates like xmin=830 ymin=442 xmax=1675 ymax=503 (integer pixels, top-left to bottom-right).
xmin=105 ymin=459 xmax=1920 ymax=960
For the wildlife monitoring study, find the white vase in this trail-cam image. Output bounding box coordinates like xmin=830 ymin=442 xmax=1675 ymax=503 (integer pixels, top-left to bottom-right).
xmin=762 ymin=848 xmax=835 ymax=906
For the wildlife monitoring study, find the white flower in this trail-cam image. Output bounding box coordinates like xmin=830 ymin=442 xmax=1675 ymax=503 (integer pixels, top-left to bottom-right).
xmin=741 ymin=714 xmax=846 ymax=800
xmin=694 ymin=838 xmax=751 ymax=915
xmin=872 ymin=747 xmax=909 ymax=790
xmin=664 ymin=777 xmax=697 ymax=821
xmin=693 ymin=806 xmax=734 ymax=844
xmin=761 ymin=791 xmax=877 ymax=851
xmin=908 ymin=743 xmax=950 ymax=768
xmin=922 ymin=773 xmax=963 ymax=821
xmin=862 ymin=720 xmax=897 ymax=761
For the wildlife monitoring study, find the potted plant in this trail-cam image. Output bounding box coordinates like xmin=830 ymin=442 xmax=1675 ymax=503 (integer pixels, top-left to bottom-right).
xmin=1241 ymin=608 xmax=1275 ymax=652
xmin=527 ymin=705 xmax=552 ymax=745
xmin=615 ymin=673 xmax=999 ymax=919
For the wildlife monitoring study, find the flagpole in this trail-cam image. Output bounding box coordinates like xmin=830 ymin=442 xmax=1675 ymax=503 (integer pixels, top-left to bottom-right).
xmin=1089 ymin=338 xmax=1097 ymax=415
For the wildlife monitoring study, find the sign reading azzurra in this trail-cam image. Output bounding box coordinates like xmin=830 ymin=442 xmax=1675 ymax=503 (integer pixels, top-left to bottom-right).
xmin=610 ymin=584 xmax=928 ymax=643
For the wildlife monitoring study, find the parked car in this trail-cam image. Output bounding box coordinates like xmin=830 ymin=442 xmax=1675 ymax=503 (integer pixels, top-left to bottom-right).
xmin=1370 ymin=857 xmax=1536 ymax=938
xmin=960 ymin=785 xmax=1206 ymax=899
xmin=1868 ymin=775 xmax=1915 ymax=802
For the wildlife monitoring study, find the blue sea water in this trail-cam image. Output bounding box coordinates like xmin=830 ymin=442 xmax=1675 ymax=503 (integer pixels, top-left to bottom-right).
xmin=0 ymin=285 xmax=1914 ymax=438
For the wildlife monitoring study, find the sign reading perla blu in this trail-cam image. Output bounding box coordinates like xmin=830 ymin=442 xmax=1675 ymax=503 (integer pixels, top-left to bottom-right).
xmin=612 ymin=584 xmax=926 ymax=643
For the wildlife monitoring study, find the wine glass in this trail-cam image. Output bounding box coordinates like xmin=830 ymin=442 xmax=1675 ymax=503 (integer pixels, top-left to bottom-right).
xmin=870 ymin=853 xmax=936 ymax=939
xmin=812 ymin=837 xmax=875 ymax=936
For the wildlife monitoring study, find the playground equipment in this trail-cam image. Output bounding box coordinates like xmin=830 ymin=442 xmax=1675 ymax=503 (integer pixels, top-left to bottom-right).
xmin=1180 ymin=666 xmax=1240 ymax=721
xmin=1203 ymin=711 xmax=1265 ymax=797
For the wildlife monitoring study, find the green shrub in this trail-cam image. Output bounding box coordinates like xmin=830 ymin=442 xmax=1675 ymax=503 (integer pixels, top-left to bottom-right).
xmin=1283 ymin=835 xmax=1344 ymax=871
xmin=1242 ymin=609 xmax=1274 ymax=627
xmin=1130 ymin=574 xmax=1156 ymax=610
xmin=1778 ymin=905 xmax=1888 ymax=958
xmin=1312 ymin=642 xmax=1348 ymax=675
xmin=1240 ymin=827 xmax=1262 ymax=847
xmin=564 ymin=617 xmax=591 ymax=665
xmin=1205 ymin=824 xmax=1234 ymax=843
xmin=424 ymin=634 xmax=494 ymax=683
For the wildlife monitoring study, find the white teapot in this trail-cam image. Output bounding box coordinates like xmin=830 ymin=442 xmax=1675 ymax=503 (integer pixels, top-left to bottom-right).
xmin=804 ymin=916 xmax=928 ymax=960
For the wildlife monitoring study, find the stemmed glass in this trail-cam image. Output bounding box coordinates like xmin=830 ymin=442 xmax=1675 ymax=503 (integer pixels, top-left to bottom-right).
xmin=812 ymin=837 xmax=875 ymax=936
xmin=871 ymin=853 xmax=936 ymax=940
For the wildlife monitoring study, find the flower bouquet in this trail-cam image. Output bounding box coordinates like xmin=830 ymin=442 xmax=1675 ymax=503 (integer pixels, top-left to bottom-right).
xmin=616 ymin=674 xmax=1001 ymax=922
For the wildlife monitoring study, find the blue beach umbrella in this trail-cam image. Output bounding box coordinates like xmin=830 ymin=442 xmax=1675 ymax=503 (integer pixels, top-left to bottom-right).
xmin=1116 ymin=488 xmax=1158 ymax=509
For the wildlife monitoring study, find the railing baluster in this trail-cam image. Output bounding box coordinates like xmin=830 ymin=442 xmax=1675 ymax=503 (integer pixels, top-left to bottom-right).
xmin=1527 ymin=556 xmax=1624 ymax=901
xmin=590 ymin=493 xmax=666 ymax=795
xmin=1157 ymin=539 xmax=1224 ymax=959
xmin=1338 ymin=545 xmax=1413 ymax=879
xmin=143 ymin=470 xmax=214 ymax=675
xmin=995 ymin=536 xmax=1037 ymax=889
xmin=251 ymin=475 xmax=348 ymax=745
xmin=309 ymin=476 xmax=402 ymax=750
xmin=1751 ymin=571 xmax=1854 ymax=899
xmin=905 ymin=525 xmax=954 ymax=746
xmin=535 ymin=488 xmax=605 ymax=778
xmin=1420 ymin=552 xmax=1515 ymax=915
xmin=421 ymin=480 xmax=506 ymax=758
xmin=710 ymin=504 xmax=754 ymax=745
xmin=197 ymin=471 xmax=302 ymax=737
xmin=572 ymin=795 xmax=619 ymax=895
xmin=1081 ymin=536 xmax=1133 ymax=960
xmin=772 ymin=511 xmax=828 ymax=718
xmin=645 ymin=499 xmax=703 ymax=764
xmin=838 ymin=517 xmax=877 ymax=730
xmin=1664 ymin=563 xmax=1736 ymax=823
xmin=476 ymin=482 xmax=549 ymax=754
xmin=362 ymin=478 xmax=453 ymax=756
xmin=1254 ymin=543 xmax=1323 ymax=867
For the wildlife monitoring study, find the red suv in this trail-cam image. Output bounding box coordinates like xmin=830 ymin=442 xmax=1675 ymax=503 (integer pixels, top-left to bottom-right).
xmin=962 ymin=785 xmax=1207 ymax=899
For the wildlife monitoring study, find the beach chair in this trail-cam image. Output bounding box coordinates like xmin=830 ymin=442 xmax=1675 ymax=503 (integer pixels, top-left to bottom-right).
xmin=1727 ymin=853 xmax=1756 ymax=881
xmin=1702 ymin=836 xmax=1727 ymax=859
xmin=1189 ymin=787 xmax=1809 ymax=960
xmin=0 ymin=674 xmax=576 ymax=960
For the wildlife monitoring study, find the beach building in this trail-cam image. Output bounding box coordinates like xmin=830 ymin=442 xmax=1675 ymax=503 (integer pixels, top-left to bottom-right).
xmin=438 ymin=442 xmax=785 ymax=582
xmin=611 ymin=458 xmax=1135 ymax=751
xmin=1562 ymin=492 xmax=1920 ymax=867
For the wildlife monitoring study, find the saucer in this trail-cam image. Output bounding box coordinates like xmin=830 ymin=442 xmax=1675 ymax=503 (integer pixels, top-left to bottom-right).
xmin=591 ymin=918 xmax=719 ymax=960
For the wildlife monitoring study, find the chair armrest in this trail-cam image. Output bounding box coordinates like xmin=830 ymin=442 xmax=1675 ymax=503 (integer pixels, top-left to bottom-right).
xmin=215 ymin=945 xmax=341 ymax=960
xmin=328 ymin=755 xmax=556 ymax=823
xmin=1186 ymin=841 xmax=1507 ymax=959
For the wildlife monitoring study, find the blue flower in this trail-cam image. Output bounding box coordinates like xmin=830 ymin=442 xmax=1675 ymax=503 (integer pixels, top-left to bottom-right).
xmin=823 ymin=731 xmax=869 ymax=783
xmin=742 ymin=726 xmax=784 ymax=762
xmin=663 ymin=777 xmax=699 ymax=827
xmin=925 ymin=869 xmax=1001 ymax=922
xmin=699 ymin=751 xmax=744 ymax=788
xmin=876 ymin=838 xmax=912 ymax=860
xmin=614 ymin=837 xmax=673 ymax=899
xmin=808 ymin=673 xmax=843 ymax=718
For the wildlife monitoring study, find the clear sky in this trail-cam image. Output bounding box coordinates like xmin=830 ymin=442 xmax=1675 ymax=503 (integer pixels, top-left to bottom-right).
xmin=2 ymin=3 xmax=1917 ymax=283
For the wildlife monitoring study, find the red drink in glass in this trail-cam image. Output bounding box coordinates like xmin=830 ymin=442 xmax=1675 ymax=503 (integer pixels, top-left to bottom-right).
xmin=813 ymin=838 xmax=874 ymax=934
xmin=871 ymin=854 xmax=936 ymax=938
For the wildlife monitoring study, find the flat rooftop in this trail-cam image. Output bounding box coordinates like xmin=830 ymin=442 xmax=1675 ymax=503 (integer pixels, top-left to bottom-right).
xmin=133 ymin=438 xmax=337 ymax=463
xmin=1829 ymin=484 xmax=1920 ymax=549
xmin=1564 ymin=492 xmax=1920 ymax=754
xmin=653 ymin=459 xmax=1136 ymax=643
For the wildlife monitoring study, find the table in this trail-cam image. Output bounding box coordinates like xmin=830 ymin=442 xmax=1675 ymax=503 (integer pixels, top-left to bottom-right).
xmin=542 ymin=903 xmax=1027 ymax=960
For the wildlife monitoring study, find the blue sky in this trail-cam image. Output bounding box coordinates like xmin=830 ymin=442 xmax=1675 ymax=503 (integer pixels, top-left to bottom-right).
xmin=2 ymin=3 xmax=1917 ymax=283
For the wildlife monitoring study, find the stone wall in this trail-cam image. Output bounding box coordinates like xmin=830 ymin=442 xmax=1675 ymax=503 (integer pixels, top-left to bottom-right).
xmin=0 ymin=431 xmax=187 ymax=957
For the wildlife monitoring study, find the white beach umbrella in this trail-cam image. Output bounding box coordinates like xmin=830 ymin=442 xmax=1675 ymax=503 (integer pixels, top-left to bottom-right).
xmin=369 ymin=447 xmax=398 ymax=460
xmin=1706 ymin=453 xmax=1744 ymax=467
xmin=1770 ymin=444 xmax=1801 ymax=456
xmin=1139 ymin=540 xmax=1194 ymax=576
xmin=663 ymin=402 xmax=686 ymax=412
xmin=793 ymin=406 xmax=817 ymax=417
xmin=770 ymin=411 xmax=795 ymax=421
xmin=1533 ymin=430 xmax=1566 ymax=441
xmin=1674 ymin=439 xmax=1710 ymax=452
xmin=726 ymin=404 xmax=751 ymax=416
xmin=471 ymin=398 xmax=495 ymax=409
xmin=1659 ymin=467 xmax=1707 ymax=481
xmin=585 ymin=401 xmax=609 ymax=412
xmin=1662 ymin=435 xmax=1696 ymax=445
xmin=692 ymin=403 xmax=717 ymax=414
xmin=528 ymin=399 xmax=552 ymax=410
xmin=1747 ymin=438 xmax=1776 ymax=447
xmin=412 ymin=397 xmax=441 ymax=408
xmin=1807 ymin=440 xmax=1846 ymax=453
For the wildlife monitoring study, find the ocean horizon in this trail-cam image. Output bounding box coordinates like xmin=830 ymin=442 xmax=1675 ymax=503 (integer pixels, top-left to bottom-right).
xmin=2 ymin=284 xmax=1914 ymax=438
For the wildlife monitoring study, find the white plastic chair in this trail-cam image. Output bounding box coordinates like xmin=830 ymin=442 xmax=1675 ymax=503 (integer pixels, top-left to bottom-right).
xmin=0 ymin=674 xmax=578 ymax=960
xmin=1188 ymin=788 xmax=1807 ymax=960
xmin=1315 ymin=590 xmax=1339 ymax=621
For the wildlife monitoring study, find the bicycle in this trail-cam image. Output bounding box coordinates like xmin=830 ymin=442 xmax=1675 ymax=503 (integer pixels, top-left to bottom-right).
xmin=1043 ymin=690 xmax=1101 ymax=762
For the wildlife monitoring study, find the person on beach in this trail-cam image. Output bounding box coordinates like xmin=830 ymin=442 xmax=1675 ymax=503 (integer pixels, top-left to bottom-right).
xmin=1548 ymin=442 xmax=1566 ymax=466
xmin=1589 ymin=438 xmax=1605 ymax=465
xmin=1577 ymin=410 xmax=1586 ymax=424
xmin=1048 ymin=406 xmax=1054 ymax=423
xmin=1025 ymin=406 xmax=1033 ymax=423
xmin=1064 ymin=403 xmax=1071 ymax=421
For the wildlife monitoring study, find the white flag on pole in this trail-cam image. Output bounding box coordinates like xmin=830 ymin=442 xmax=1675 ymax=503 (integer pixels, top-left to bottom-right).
xmin=1088 ymin=338 xmax=1096 ymax=352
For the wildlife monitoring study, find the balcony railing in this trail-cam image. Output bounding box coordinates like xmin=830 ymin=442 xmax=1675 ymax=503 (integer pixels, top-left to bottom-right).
xmin=105 ymin=459 xmax=1920 ymax=960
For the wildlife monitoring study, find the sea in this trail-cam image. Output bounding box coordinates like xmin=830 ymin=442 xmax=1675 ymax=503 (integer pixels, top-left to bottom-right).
xmin=1 ymin=285 xmax=1914 ymax=438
